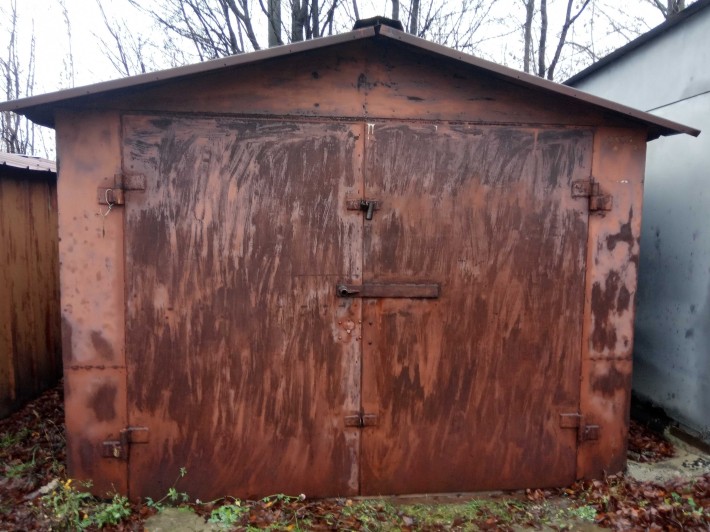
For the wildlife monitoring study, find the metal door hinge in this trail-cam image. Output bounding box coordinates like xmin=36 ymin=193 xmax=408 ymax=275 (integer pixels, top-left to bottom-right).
xmin=102 ymin=426 xmax=149 ymax=460
xmin=571 ymin=180 xmax=612 ymax=212
xmin=344 ymin=412 xmax=378 ymax=428
xmin=98 ymin=172 xmax=146 ymax=206
xmin=559 ymin=413 xmax=600 ymax=442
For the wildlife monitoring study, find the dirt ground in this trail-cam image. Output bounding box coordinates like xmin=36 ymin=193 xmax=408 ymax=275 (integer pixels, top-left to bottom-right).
xmin=1 ymin=383 xmax=709 ymax=531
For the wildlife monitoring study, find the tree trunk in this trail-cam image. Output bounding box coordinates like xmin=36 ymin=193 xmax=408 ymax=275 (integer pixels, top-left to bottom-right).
xmin=267 ymin=0 xmax=282 ymax=46
xmin=292 ymin=0 xmax=308 ymax=42
xmin=546 ymin=0 xmax=590 ymax=80
xmin=312 ymin=0 xmax=319 ymax=38
xmin=538 ymin=0 xmax=547 ymax=77
xmin=523 ymin=0 xmax=534 ymax=74
xmin=392 ymin=0 xmax=399 ymax=21
xmin=409 ymin=0 xmax=419 ymax=35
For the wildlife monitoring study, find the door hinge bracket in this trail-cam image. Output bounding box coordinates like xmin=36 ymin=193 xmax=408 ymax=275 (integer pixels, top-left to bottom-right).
xmin=102 ymin=426 xmax=149 ymax=460
xmin=97 ymin=173 xmax=146 ymax=206
xmin=559 ymin=413 xmax=600 ymax=442
xmin=344 ymin=412 xmax=378 ymax=428
xmin=571 ymin=180 xmax=612 ymax=212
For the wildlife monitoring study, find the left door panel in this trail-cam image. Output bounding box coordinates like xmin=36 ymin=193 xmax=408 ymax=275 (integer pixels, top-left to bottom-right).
xmin=121 ymin=116 xmax=363 ymax=500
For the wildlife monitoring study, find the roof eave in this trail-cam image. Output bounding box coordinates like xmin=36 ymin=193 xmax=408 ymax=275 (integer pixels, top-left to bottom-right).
xmin=375 ymin=26 xmax=699 ymax=140
xmin=0 ymin=27 xmax=378 ymax=128
xmin=0 ymin=23 xmax=700 ymax=139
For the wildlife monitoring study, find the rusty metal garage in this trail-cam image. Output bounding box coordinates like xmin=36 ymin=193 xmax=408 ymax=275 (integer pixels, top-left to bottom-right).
xmin=0 ymin=20 xmax=698 ymax=500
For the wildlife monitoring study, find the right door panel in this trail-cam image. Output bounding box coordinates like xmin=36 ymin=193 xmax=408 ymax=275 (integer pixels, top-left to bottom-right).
xmin=361 ymin=123 xmax=592 ymax=494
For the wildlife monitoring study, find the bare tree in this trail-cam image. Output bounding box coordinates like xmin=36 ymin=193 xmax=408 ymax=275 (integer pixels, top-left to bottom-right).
xmin=0 ymin=0 xmax=36 ymax=154
xmin=266 ymin=0 xmax=282 ymax=45
xmin=95 ymin=1 xmax=154 ymax=76
xmin=408 ymin=0 xmax=419 ymax=34
xmin=520 ymin=0 xmax=591 ymax=80
xmin=647 ymin=0 xmax=686 ymax=18
xmin=59 ymin=0 xmax=75 ymax=88
xmin=374 ymin=0 xmax=502 ymax=54
xmin=522 ymin=0 xmax=534 ymax=73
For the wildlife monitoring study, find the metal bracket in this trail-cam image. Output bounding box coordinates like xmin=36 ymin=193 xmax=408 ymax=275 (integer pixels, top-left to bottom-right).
xmin=102 ymin=426 xmax=149 ymax=460
xmin=98 ymin=172 xmax=146 ymax=205
xmin=336 ymin=282 xmax=440 ymax=299
xmin=344 ymin=412 xmax=378 ymax=428
xmin=559 ymin=413 xmax=600 ymax=442
xmin=571 ymin=180 xmax=612 ymax=212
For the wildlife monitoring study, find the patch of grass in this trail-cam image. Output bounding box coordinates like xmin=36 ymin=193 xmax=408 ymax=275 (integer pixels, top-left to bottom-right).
xmin=4 ymin=458 xmax=35 ymax=478
xmin=341 ymin=499 xmax=400 ymax=529
xmin=0 ymin=427 xmax=30 ymax=449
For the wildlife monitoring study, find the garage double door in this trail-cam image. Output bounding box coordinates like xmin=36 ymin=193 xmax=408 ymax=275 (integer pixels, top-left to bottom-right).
xmin=121 ymin=115 xmax=591 ymax=500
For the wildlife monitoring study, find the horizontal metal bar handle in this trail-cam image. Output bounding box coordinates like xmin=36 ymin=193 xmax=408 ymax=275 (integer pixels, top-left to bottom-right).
xmin=336 ymin=283 xmax=440 ymax=299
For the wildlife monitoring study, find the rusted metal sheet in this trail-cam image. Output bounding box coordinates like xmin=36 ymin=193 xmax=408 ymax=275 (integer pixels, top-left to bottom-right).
xmin=0 ymin=165 xmax=61 ymax=419
xmin=54 ymin=110 xmax=129 ymax=496
xmin=53 ymin=112 xmax=650 ymax=500
xmin=359 ymin=123 xmax=592 ymax=494
xmin=121 ymin=116 xmax=364 ymax=501
xmin=577 ymin=128 xmax=647 ymax=479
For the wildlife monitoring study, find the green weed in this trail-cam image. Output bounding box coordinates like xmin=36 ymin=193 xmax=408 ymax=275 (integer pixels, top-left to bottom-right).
xmin=41 ymin=479 xmax=94 ymax=530
xmin=91 ymin=493 xmax=133 ymax=528
xmin=40 ymin=479 xmax=133 ymax=530
xmin=208 ymin=502 xmax=249 ymax=528
xmin=145 ymin=467 xmax=190 ymax=510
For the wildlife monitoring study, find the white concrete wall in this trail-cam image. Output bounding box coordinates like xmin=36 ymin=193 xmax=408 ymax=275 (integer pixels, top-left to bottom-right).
xmin=572 ymin=5 xmax=710 ymax=442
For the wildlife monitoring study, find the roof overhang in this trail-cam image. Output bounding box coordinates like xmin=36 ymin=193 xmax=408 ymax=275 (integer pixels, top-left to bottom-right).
xmin=0 ymin=23 xmax=699 ymax=140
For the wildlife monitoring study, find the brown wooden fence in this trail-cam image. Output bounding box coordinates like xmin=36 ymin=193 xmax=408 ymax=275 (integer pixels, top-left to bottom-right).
xmin=0 ymin=157 xmax=61 ymax=418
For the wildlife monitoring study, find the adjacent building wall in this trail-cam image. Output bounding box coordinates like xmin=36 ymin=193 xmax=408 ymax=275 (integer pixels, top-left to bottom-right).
xmin=0 ymin=165 xmax=61 ymax=418
xmin=570 ymin=4 xmax=710 ymax=442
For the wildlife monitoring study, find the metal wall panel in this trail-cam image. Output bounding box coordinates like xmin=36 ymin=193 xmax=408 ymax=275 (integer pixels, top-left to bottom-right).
xmin=359 ymin=124 xmax=591 ymax=493
xmin=121 ymin=116 xmax=364 ymax=501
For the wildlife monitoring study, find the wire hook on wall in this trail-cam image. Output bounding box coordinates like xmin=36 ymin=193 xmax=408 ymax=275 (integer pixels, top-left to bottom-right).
xmin=99 ymin=188 xmax=115 ymax=217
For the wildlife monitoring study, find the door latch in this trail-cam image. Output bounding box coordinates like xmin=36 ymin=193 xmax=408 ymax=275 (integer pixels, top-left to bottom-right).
xmin=337 ymin=284 xmax=361 ymax=297
xmin=346 ymin=199 xmax=381 ymax=220
xmin=360 ymin=200 xmax=376 ymax=220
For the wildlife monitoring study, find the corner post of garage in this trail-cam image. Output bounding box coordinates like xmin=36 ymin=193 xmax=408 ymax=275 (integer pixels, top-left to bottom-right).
xmin=55 ymin=109 xmax=130 ymax=496
xmin=577 ymin=126 xmax=648 ymax=478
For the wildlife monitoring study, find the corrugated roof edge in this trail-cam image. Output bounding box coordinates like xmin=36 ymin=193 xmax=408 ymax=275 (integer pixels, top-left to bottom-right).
xmin=0 ymin=152 xmax=56 ymax=173
xmin=565 ymin=0 xmax=710 ymax=87
xmin=0 ymin=23 xmax=699 ymax=139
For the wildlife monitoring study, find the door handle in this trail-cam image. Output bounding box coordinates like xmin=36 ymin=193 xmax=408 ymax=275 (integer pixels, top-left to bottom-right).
xmin=336 ymin=283 xmax=440 ymax=298
xmin=337 ymin=284 xmax=361 ymax=297
xmin=360 ymin=200 xmax=376 ymax=221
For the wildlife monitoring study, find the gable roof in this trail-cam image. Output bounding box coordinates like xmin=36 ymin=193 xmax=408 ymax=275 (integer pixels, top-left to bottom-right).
xmin=566 ymin=0 xmax=710 ymax=87
xmin=0 ymin=23 xmax=699 ymax=139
